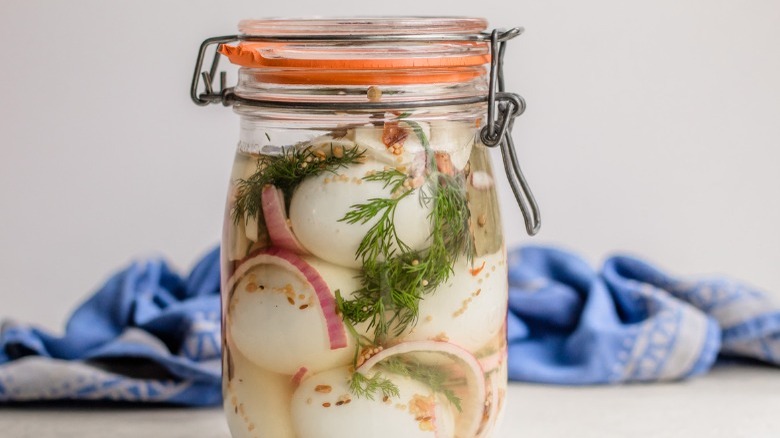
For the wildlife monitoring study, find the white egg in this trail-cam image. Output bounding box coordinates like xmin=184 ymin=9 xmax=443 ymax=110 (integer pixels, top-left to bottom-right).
xmin=429 ymin=120 xmax=476 ymax=172
xmin=225 ymin=218 xmax=251 ymax=262
xmin=228 ymin=255 xmax=362 ymax=375
xmin=403 ymin=250 xmax=508 ymax=352
xmin=308 ymin=133 xmax=358 ymax=151
xmin=289 ymin=161 xmax=432 ymax=269
xmin=226 ymin=153 xmax=261 ymax=261
xmin=349 ymin=121 xmax=430 ymax=166
xmin=224 ymin=346 xmax=295 ymax=438
xmin=291 ymin=367 xmax=454 ymax=438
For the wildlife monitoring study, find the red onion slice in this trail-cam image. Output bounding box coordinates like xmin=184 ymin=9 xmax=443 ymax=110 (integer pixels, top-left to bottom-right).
xmin=291 ymin=366 xmax=309 ymax=387
xmin=356 ymin=340 xmax=486 ymax=438
xmin=477 ymin=346 xmax=507 ymax=375
xmin=478 ymin=372 xmax=503 ymax=438
xmin=226 ymin=248 xmax=348 ymax=350
xmin=261 ymin=185 xmax=310 ymax=255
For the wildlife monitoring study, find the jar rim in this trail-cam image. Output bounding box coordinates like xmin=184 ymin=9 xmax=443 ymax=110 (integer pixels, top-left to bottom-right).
xmin=238 ymin=16 xmax=487 ymax=36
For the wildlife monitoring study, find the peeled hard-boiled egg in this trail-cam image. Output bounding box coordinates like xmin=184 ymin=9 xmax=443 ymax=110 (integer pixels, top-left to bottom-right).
xmin=289 ymin=161 xmax=432 ymax=269
xmin=224 ymin=346 xmax=295 ymax=438
xmin=403 ymin=249 xmax=508 ymax=352
xmin=429 ymin=120 xmax=476 ymax=172
xmin=228 ymin=254 xmax=362 ymax=375
xmin=291 ymin=366 xmax=454 ymax=438
xmin=349 ymin=121 xmax=430 ymax=166
xmin=308 ymin=133 xmax=358 ymax=152
xmin=225 ymin=153 xmax=262 ymax=261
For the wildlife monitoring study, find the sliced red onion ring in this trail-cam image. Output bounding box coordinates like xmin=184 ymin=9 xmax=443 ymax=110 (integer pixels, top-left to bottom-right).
xmin=226 ymin=247 xmax=348 ymax=350
xmin=477 ymin=346 xmax=507 ymax=375
xmin=261 ymin=185 xmax=310 ymax=254
xmin=291 ymin=366 xmax=309 ymax=387
xmin=356 ymin=340 xmax=486 ymax=438
xmin=478 ymin=372 xmax=503 ymax=438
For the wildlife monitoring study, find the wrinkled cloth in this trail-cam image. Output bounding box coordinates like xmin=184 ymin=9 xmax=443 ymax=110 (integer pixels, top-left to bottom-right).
xmin=507 ymin=246 xmax=780 ymax=384
xmin=2 ymin=245 xmax=779 ymax=405
xmin=0 ymin=248 xmax=222 ymax=405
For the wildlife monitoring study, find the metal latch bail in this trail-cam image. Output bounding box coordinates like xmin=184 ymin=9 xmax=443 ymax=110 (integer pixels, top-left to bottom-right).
xmin=479 ymin=29 xmax=541 ymax=236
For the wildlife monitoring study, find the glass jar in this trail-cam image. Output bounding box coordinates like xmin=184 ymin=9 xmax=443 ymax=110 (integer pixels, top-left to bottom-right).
xmin=192 ymin=17 xmax=539 ymax=438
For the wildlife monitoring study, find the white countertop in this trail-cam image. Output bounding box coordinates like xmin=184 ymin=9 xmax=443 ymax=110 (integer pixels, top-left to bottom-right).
xmin=1 ymin=364 xmax=778 ymax=438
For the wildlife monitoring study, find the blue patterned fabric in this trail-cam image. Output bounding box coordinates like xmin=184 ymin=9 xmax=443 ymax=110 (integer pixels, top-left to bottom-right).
xmin=0 ymin=248 xmax=222 ymax=405
xmin=506 ymin=246 xmax=780 ymax=384
xmin=1 ymin=244 xmax=778 ymax=405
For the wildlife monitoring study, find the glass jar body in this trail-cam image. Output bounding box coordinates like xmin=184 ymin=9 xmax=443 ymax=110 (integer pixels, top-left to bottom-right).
xmin=221 ymin=105 xmax=508 ymax=438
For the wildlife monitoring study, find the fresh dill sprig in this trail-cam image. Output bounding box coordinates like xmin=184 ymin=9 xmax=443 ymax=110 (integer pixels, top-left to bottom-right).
xmin=340 ymin=253 xmax=426 ymax=340
xmin=336 ymin=121 xmax=473 ymax=404
xmin=232 ymin=144 xmax=365 ymax=225
xmin=395 ymin=112 xmax=430 ymax=151
xmin=339 ymin=169 xmax=412 ymax=267
xmin=347 ymin=357 xmax=464 ymax=409
xmin=402 ymin=119 xmax=430 ymax=149
xmin=423 ymin=172 xmax=474 ymax=268
xmin=380 ymin=357 xmax=463 ymax=412
xmin=349 ymin=372 xmax=400 ymax=401
xmin=336 ymin=167 xmax=472 ymax=343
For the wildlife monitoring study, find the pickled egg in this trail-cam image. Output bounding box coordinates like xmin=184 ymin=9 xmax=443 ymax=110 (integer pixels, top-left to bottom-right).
xmin=289 ymin=161 xmax=432 ymax=269
xmin=308 ymin=133 xmax=358 ymax=152
xmin=290 ymin=366 xmax=454 ymax=438
xmin=429 ymin=120 xmax=476 ymax=172
xmin=403 ymin=250 xmax=508 ymax=352
xmin=228 ymin=255 xmax=362 ymax=375
xmin=226 ymin=153 xmax=263 ymax=261
xmin=224 ymin=346 xmax=295 ymax=438
xmin=349 ymin=121 xmax=430 ymax=166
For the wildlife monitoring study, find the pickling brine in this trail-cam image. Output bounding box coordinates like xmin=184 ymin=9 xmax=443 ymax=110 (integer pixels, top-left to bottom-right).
xmin=221 ymin=118 xmax=507 ymax=438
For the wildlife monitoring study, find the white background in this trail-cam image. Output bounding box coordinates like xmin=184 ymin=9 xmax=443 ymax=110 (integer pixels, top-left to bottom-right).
xmin=1 ymin=0 xmax=778 ymax=331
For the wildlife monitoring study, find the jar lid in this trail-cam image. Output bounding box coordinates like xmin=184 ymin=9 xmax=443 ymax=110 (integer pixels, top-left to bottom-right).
xmin=218 ymin=17 xmax=491 ymax=85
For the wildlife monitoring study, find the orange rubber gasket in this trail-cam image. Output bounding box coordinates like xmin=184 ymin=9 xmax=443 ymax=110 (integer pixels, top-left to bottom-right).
xmin=219 ymin=42 xmax=490 ymax=85
xmin=249 ymin=69 xmax=485 ymax=85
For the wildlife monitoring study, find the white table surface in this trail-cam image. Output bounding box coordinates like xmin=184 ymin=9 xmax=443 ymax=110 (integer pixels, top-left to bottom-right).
xmin=1 ymin=364 xmax=778 ymax=438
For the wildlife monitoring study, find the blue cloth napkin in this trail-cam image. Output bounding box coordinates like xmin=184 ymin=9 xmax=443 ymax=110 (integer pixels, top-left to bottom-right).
xmin=1 ymin=245 xmax=778 ymax=405
xmin=507 ymin=246 xmax=780 ymax=383
xmin=0 ymin=248 xmax=222 ymax=405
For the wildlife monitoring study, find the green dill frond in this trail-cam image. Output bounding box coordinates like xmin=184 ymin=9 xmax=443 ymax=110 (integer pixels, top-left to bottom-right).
xmin=232 ymin=144 xmax=365 ymax=225
xmin=392 ymin=112 xmax=429 ymax=148
xmin=338 ymin=169 xmax=413 ymax=268
xmin=337 ymin=157 xmax=473 ymax=344
xmin=402 ymin=119 xmax=430 ymax=148
xmin=349 ymin=372 xmax=400 ymax=401
xmin=424 ymin=173 xmax=473 ymax=265
xmin=338 ymin=121 xmax=474 ymax=406
xmin=379 ymin=357 xmax=463 ymax=412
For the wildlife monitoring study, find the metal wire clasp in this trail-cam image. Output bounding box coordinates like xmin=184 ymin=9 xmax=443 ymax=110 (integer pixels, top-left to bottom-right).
xmin=190 ymin=27 xmax=541 ymax=235
xmin=190 ymin=35 xmax=240 ymax=106
xmin=479 ymin=29 xmax=541 ymax=236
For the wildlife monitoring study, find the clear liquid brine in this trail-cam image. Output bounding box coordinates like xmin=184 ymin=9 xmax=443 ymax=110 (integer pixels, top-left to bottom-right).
xmin=221 ymin=117 xmax=508 ymax=438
